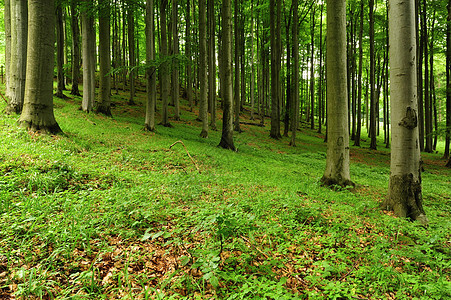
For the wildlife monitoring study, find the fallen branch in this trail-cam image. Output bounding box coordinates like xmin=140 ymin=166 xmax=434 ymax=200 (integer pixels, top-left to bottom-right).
xmin=169 ymin=140 xmax=201 ymax=174
xmin=0 ymin=90 xmax=7 ymax=104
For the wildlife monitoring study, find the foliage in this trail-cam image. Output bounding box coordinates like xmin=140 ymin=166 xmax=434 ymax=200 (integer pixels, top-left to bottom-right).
xmin=0 ymin=83 xmax=449 ymax=299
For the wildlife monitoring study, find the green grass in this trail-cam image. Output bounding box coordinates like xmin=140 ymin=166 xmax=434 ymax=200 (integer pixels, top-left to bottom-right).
xmin=0 ymin=85 xmax=450 ymax=299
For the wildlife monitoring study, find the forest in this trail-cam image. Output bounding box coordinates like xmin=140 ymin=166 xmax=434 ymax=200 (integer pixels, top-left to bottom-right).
xmin=0 ymin=0 xmax=450 ymax=299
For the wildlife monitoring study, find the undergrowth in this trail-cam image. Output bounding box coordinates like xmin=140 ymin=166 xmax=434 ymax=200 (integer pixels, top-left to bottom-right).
xmin=0 ymin=86 xmax=450 ymax=299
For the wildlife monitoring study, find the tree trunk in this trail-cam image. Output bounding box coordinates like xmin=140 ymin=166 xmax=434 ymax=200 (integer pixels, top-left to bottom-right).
xmin=369 ymin=0 xmax=377 ymax=150
xmin=7 ymin=0 xmax=27 ymax=114
xmin=81 ymin=5 xmax=95 ymax=112
xmin=318 ymin=3 xmax=324 ymax=134
xmin=172 ymin=0 xmax=180 ymax=120
xmin=233 ymin=0 xmax=241 ymax=132
xmin=416 ymin=0 xmax=425 ymax=151
xmin=208 ymin=0 xmax=217 ymax=130
xmin=250 ymin=0 xmax=255 ymax=121
xmin=422 ymin=0 xmax=433 ymax=153
xmin=219 ymin=0 xmax=236 ymax=150
xmin=55 ymin=3 xmax=66 ymax=98
xmin=290 ymin=0 xmax=299 ymax=147
xmin=270 ymin=0 xmax=281 ymax=139
xmin=310 ymin=6 xmax=316 ymax=130
xmin=5 ymin=0 xmax=11 ymax=98
xmin=384 ymin=0 xmax=427 ymax=224
xmin=321 ymin=0 xmax=354 ymax=188
xmin=445 ymin=0 xmax=451 ymax=163
xmin=70 ymin=3 xmax=81 ymax=96
xmin=186 ymin=0 xmax=193 ymax=111
xmin=96 ymin=0 xmax=112 ymax=116
xmin=145 ymin=0 xmax=156 ymax=131
xmin=128 ymin=9 xmax=136 ymax=105
xmin=354 ymin=3 xmax=363 ymax=147
xmin=160 ymin=0 xmax=171 ymax=127
xmin=199 ymin=0 xmax=209 ymax=138
xmin=19 ymin=0 xmax=61 ymax=134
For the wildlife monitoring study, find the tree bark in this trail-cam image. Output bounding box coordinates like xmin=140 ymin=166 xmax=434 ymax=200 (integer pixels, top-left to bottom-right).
xmin=128 ymin=9 xmax=136 ymax=105
xmin=233 ymin=0 xmax=242 ymax=132
xmin=172 ymin=0 xmax=180 ymax=120
xmin=199 ymin=0 xmax=209 ymax=138
xmin=321 ymin=0 xmax=354 ymax=188
xmin=160 ymin=0 xmax=171 ymax=127
xmin=96 ymin=0 xmax=112 ymax=116
xmin=208 ymin=0 xmax=217 ymax=130
xmin=384 ymin=0 xmax=427 ymax=224
xmin=270 ymin=0 xmax=281 ymax=139
xmin=290 ymin=0 xmax=299 ymax=147
xmin=310 ymin=6 xmax=316 ymax=130
xmin=145 ymin=0 xmax=156 ymax=131
xmin=5 ymin=0 xmax=11 ymax=98
xmin=7 ymin=0 xmax=27 ymax=114
xmin=369 ymin=0 xmax=377 ymax=150
xmin=70 ymin=3 xmax=81 ymax=96
xmin=55 ymin=3 xmax=66 ymax=98
xmin=219 ymin=0 xmax=236 ymax=150
xmin=81 ymin=5 xmax=95 ymax=112
xmin=186 ymin=0 xmax=193 ymax=111
xmin=19 ymin=0 xmax=61 ymax=134
xmin=445 ymin=0 xmax=451 ymax=163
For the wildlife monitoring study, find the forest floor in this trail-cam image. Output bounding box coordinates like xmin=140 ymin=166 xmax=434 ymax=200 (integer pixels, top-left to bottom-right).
xmin=0 ymin=84 xmax=450 ymax=299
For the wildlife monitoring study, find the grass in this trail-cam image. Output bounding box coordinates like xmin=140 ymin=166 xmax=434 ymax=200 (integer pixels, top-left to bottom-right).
xmin=0 ymin=84 xmax=450 ymax=299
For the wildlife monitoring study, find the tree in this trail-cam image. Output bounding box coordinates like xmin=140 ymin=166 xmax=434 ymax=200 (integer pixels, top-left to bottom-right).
xmin=369 ymin=0 xmax=377 ymax=150
xmin=290 ymin=0 xmax=299 ymax=147
xmin=446 ymin=0 xmax=451 ymax=167
xmin=208 ymin=0 xmax=217 ymax=130
xmin=81 ymin=2 xmax=96 ymax=112
xmin=218 ymin=0 xmax=236 ymax=150
xmin=185 ymin=0 xmax=193 ymax=111
xmin=55 ymin=3 xmax=66 ymax=98
xmin=70 ymin=2 xmax=81 ymax=96
xmin=7 ymin=0 xmax=28 ymax=114
xmin=199 ymin=0 xmax=209 ymax=138
xmin=321 ymin=0 xmax=354 ymax=188
xmin=96 ymin=0 xmax=112 ymax=116
xmin=354 ymin=1 xmax=364 ymax=147
xmin=19 ymin=0 xmax=61 ymax=134
xmin=160 ymin=0 xmax=171 ymax=127
xmin=270 ymin=0 xmax=281 ymax=139
xmin=383 ymin=0 xmax=427 ymax=224
xmin=4 ymin=0 xmax=11 ymax=99
xmin=234 ymin=0 xmax=242 ymax=132
xmin=127 ymin=8 xmax=136 ymax=105
xmin=145 ymin=0 xmax=156 ymax=131
xmin=172 ymin=0 xmax=181 ymax=120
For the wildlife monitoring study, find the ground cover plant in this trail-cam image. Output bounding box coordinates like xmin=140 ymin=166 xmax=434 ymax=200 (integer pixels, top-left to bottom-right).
xmin=0 ymin=85 xmax=450 ymax=299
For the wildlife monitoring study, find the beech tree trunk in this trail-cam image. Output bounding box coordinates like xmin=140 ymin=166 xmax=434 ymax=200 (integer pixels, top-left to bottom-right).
xmin=218 ymin=0 xmax=236 ymax=150
xmin=172 ymin=0 xmax=180 ymax=120
xmin=270 ymin=0 xmax=281 ymax=139
xmin=208 ymin=0 xmax=217 ymax=130
xmin=96 ymin=0 xmax=112 ymax=116
xmin=81 ymin=6 xmax=95 ymax=112
xmin=70 ymin=3 xmax=81 ymax=96
xmin=160 ymin=0 xmax=171 ymax=127
xmin=384 ymin=0 xmax=427 ymax=224
xmin=199 ymin=0 xmax=209 ymax=138
xmin=369 ymin=0 xmax=377 ymax=150
xmin=128 ymin=9 xmax=136 ymax=105
xmin=7 ymin=0 xmax=27 ymax=114
xmin=321 ymin=0 xmax=354 ymax=188
xmin=5 ymin=0 xmax=11 ymax=98
xmin=290 ymin=0 xmax=299 ymax=147
xmin=19 ymin=0 xmax=61 ymax=134
xmin=145 ymin=0 xmax=156 ymax=131
xmin=445 ymin=0 xmax=451 ymax=165
xmin=234 ymin=0 xmax=241 ymax=132
xmin=56 ymin=3 xmax=66 ymax=98
xmin=186 ymin=0 xmax=193 ymax=111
